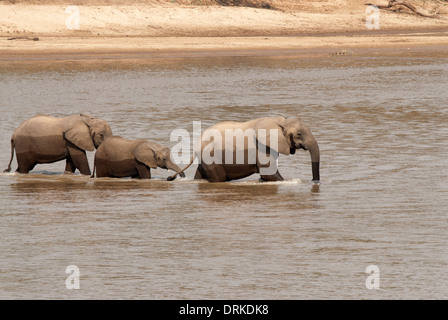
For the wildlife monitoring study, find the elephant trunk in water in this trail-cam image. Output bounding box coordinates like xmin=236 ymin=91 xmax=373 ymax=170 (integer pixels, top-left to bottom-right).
xmin=307 ymin=140 xmax=320 ymax=182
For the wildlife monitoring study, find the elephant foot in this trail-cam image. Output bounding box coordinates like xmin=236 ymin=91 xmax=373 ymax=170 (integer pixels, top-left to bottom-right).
xmin=259 ymin=172 xmax=284 ymax=182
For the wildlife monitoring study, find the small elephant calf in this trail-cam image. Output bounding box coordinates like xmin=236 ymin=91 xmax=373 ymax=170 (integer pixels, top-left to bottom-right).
xmin=92 ymin=136 xmax=185 ymax=179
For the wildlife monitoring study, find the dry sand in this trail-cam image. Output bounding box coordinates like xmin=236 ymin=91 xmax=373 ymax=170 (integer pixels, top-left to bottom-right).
xmin=1 ymin=0 xmax=448 ymax=60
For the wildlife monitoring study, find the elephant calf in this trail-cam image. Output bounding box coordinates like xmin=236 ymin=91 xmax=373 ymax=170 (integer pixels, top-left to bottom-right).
xmin=4 ymin=114 xmax=112 ymax=175
xmin=92 ymin=136 xmax=185 ymax=179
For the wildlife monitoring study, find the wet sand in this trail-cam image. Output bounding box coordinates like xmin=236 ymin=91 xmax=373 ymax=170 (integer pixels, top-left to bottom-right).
xmin=2 ymin=31 xmax=448 ymax=61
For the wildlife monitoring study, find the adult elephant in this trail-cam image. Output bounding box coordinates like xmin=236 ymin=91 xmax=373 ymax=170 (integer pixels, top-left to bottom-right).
xmin=168 ymin=116 xmax=320 ymax=183
xmin=4 ymin=114 xmax=112 ymax=175
xmin=92 ymin=136 xmax=186 ymax=179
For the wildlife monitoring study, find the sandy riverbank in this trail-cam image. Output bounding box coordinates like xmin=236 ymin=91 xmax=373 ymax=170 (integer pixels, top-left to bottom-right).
xmin=1 ymin=0 xmax=448 ymax=60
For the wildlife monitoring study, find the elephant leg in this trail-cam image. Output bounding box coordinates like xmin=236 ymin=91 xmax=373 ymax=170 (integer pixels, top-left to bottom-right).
xmin=64 ymin=157 xmax=76 ymax=173
xmin=16 ymin=155 xmax=37 ymax=173
xmin=260 ymin=170 xmax=284 ymax=182
xmin=194 ymin=164 xmax=206 ymax=180
xmin=67 ymin=145 xmax=91 ymax=175
xmin=94 ymin=159 xmax=108 ymax=178
xmin=135 ymin=162 xmax=151 ymax=179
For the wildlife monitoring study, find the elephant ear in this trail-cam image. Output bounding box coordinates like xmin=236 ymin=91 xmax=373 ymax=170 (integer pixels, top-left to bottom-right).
xmin=254 ymin=116 xmax=291 ymax=155
xmin=134 ymin=143 xmax=158 ymax=169
xmin=63 ymin=118 xmax=95 ymax=152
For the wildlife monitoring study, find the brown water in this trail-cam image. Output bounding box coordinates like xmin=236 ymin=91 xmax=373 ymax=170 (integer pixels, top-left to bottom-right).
xmin=0 ymin=51 xmax=447 ymax=299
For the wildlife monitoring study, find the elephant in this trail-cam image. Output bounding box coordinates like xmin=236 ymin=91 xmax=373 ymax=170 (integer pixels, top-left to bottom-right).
xmin=91 ymin=136 xmax=186 ymax=179
xmin=3 ymin=114 xmax=112 ymax=175
xmin=168 ymin=116 xmax=320 ymax=183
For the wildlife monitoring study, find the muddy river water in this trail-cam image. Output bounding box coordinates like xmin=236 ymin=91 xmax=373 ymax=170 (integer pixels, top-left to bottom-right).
xmin=0 ymin=50 xmax=446 ymax=299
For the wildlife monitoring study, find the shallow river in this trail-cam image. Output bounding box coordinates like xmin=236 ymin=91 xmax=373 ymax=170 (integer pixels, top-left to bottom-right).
xmin=0 ymin=50 xmax=447 ymax=299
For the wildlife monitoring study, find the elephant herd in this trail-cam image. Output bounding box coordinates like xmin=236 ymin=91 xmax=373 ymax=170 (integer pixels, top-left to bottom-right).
xmin=3 ymin=113 xmax=320 ymax=183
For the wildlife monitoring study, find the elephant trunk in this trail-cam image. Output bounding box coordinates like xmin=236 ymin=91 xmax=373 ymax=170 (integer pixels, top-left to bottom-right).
xmin=167 ymin=161 xmax=186 ymax=178
xmin=307 ymin=140 xmax=320 ymax=182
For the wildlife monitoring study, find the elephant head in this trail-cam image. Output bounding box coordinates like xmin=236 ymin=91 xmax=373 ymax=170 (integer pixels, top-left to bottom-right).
xmin=134 ymin=142 xmax=186 ymax=177
xmin=254 ymin=116 xmax=320 ymax=182
xmin=63 ymin=114 xmax=113 ymax=151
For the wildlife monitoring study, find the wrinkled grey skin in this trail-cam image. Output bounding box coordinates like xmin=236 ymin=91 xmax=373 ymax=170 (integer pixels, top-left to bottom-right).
xmin=168 ymin=116 xmax=320 ymax=182
xmin=92 ymin=136 xmax=186 ymax=179
xmin=4 ymin=114 xmax=112 ymax=175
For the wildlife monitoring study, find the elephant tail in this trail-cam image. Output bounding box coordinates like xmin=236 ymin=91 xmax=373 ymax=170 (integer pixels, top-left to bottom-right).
xmin=167 ymin=154 xmax=196 ymax=181
xmin=90 ymin=156 xmax=96 ymax=178
xmin=3 ymin=139 xmax=15 ymax=173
